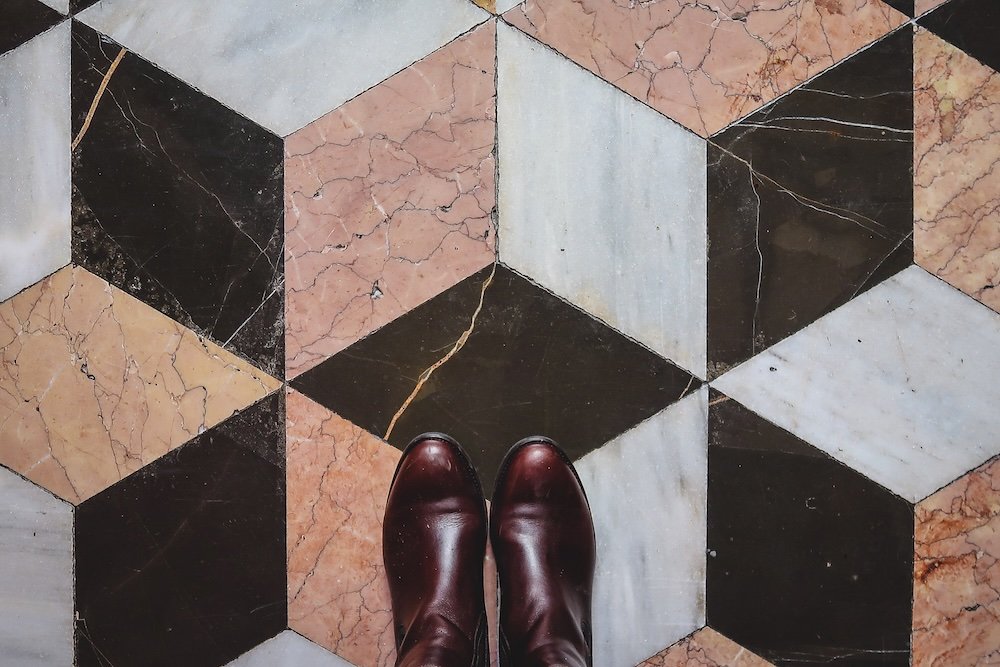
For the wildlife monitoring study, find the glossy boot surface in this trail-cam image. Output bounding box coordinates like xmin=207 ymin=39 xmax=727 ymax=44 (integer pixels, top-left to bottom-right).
xmin=384 ymin=433 xmax=490 ymax=667
xmin=491 ymin=437 xmax=596 ymax=667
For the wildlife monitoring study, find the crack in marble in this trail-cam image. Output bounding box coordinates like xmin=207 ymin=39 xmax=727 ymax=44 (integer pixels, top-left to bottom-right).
xmin=71 ymin=46 xmax=126 ymax=151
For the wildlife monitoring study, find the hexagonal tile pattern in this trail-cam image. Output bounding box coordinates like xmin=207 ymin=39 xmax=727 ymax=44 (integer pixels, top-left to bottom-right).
xmin=913 ymin=455 xmax=1000 ymax=666
xmin=497 ymin=22 xmax=707 ymax=378
xmin=0 ymin=266 xmax=280 ymax=504
xmin=290 ymin=264 xmax=700 ymax=490
xmin=285 ymin=22 xmax=496 ymax=379
xmin=3 ymin=2 xmax=1000 ymax=665
xmin=75 ymin=393 xmax=286 ymax=667
xmin=503 ymin=0 xmax=907 ymax=136
xmin=707 ymin=392 xmax=914 ymax=665
xmin=0 ymin=467 xmax=73 ymax=665
xmin=71 ymin=22 xmax=285 ymax=375
xmin=714 ymin=266 xmax=1000 ymax=504
xmin=77 ymin=0 xmax=487 ymax=136
xmin=708 ymin=26 xmax=913 ymax=378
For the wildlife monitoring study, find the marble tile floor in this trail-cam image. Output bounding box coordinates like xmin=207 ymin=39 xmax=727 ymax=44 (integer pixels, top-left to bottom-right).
xmin=2 ymin=0 xmax=1000 ymax=665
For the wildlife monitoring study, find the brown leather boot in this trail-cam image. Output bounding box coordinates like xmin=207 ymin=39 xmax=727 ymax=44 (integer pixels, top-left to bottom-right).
xmin=491 ymin=437 xmax=596 ymax=667
xmin=384 ymin=433 xmax=490 ymax=667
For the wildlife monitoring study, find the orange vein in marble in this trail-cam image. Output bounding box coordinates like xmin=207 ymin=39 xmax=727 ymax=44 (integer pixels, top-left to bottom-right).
xmin=914 ymin=29 xmax=1000 ymax=313
xmin=72 ymin=47 xmax=127 ymax=151
xmin=504 ymin=0 xmax=906 ymax=137
xmin=913 ymin=456 xmax=1000 ymax=667
xmin=0 ymin=266 xmax=280 ymax=504
xmin=637 ymin=627 xmax=775 ymax=667
xmin=284 ymin=22 xmax=497 ymax=379
xmin=383 ymin=260 xmax=496 ymax=441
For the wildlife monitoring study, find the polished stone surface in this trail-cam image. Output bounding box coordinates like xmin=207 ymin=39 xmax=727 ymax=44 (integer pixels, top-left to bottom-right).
xmin=78 ymin=0 xmax=487 ymax=136
xmin=497 ymin=23 xmax=707 ymax=378
xmin=0 ymin=468 xmax=73 ymax=666
xmin=0 ymin=21 xmax=70 ymax=302
xmin=918 ymin=0 xmax=1000 ymax=74
xmin=0 ymin=0 xmax=61 ymax=55
xmin=290 ymin=264 xmax=700 ymax=491
xmin=707 ymin=27 xmax=913 ymax=378
xmin=707 ymin=391 xmax=913 ymax=666
xmin=577 ymin=388 xmax=708 ymax=667
xmin=228 ymin=631 xmax=354 ymax=667
xmin=75 ymin=394 xmax=286 ymax=667
xmin=715 ymin=266 xmax=1000 ymax=504
xmin=71 ymin=22 xmax=285 ymax=375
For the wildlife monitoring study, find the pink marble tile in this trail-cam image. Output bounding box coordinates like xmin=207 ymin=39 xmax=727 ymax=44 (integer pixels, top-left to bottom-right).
xmin=0 ymin=266 xmax=279 ymax=504
xmin=637 ymin=628 xmax=774 ymax=667
xmin=914 ymin=28 xmax=1000 ymax=314
xmin=916 ymin=0 xmax=948 ymax=16
xmin=504 ymin=0 xmax=907 ymax=137
xmin=913 ymin=456 xmax=1000 ymax=666
xmin=285 ymin=22 xmax=497 ymax=379
xmin=286 ymin=389 xmax=399 ymax=666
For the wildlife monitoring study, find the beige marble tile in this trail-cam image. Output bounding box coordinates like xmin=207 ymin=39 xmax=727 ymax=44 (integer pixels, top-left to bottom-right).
xmin=916 ymin=0 xmax=948 ymax=16
xmin=0 ymin=266 xmax=280 ymax=504
xmin=637 ymin=627 xmax=774 ymax=667
xmin=286 ymin=389 xmax=399 ymax=666
xmin=913 ymin=456 xmax=1000 ymax=667
xmin=914 ymin=28 xmax=1000 ymax=313
xmin=504 ymin=0 xmax=907 ymax=136
xmin=285 ymin=22 xmax=497 ymax=378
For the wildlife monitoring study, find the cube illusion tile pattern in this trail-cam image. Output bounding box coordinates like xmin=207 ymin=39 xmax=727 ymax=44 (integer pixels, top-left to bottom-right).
xmin=2 ymin=2 xmax=1000 ymax=666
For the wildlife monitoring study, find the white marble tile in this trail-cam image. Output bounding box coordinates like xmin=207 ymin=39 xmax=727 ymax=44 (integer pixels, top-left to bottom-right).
xmin=715 ymin=266 xmax=1000 ymax=503
xmin=228 ymin=631 xmax=356 ymax=667
xmin=0 ymin=23 xmax=71 ymax=302
xmin=38 ymin=0 xmax=69 ymax=14
xmin=79 ymin=0 xmax=487 ymax=136
xmin=576 ymin=388 xmax=708 ymax=667
xmin=496 ymin=23 xmax=708 ymax=379
xmin=0 ymin=468 xmax=74 ymax=666
xmin=496 ymin=0 xmax=522 ymax=12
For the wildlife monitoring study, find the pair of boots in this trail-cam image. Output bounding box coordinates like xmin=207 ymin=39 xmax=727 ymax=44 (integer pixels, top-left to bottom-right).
xmin=383 ymin=433 xmax=596 ymax=667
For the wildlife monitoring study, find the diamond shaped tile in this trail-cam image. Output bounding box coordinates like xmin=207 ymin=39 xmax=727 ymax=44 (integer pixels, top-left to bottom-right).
xmin=290 ymin=264 xmax=699 ymax=490
xmin=0 ymin=266 xmax=280 ymax=504
xmin=707 ymin=392 xmax=913 ymax=665
xmin=286 ymin=389 xmax=399 ymax=667
xmin=71 ymin=22 xmax=285 ymax=375
xmin=913 ymin=455 xmax=1000 ymax=666
xmin=0 ymin=20 xmax=70 ymax=302
xmin=714 ymin=266 xmax=1000 ymax=503
xmin=285 ymin=22 xmax=496 ymax=379
xmin=708 ymin=27 xmax=913 ymax=378
xmin=227 ymin=631 xmax=354 ymax=667
xmin=75 ymin=393 xmax=286 ymax=667
xmin=0 ymin=0 xmax=61 ymax=55
xmin=914 ymin=28 xmax=1000 ymax=313
xmin=504 ymin=0 xmax=907 ymax=137
xmin=0 ymin=467 xmax=73 ymax=666
xmin=576 ymin=388 xmax=708 ymax=666
xmin=637 ymin=628 xmax=774 ymax=667
xmin=918 ymin=0 xmax=1000 ymax=74
xmin=77 ymin=0 xmax=487 ymax=136
xmin=497 ymin=22 xmax=707 ymax=378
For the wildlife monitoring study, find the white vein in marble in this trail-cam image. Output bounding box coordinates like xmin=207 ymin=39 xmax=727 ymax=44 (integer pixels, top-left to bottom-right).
xmin=79 ymin=0 xmax=487 ymax=137
xmin=575 ymin=388 xmax=708 ymax=667
xmin=0 ymin=23 xmax=71 ymax=302
xmin=228 ymin=631 xmax=356 ymax=667
xmin=0 ymin=468 xmax=73 ymax=666
xmin=496 ymin=23 xmax=708 ymax=379
xmin=715 ymin=266 xmax=1000 ymax=503
xmin=37 ymin=0 xmax=69 ymax=14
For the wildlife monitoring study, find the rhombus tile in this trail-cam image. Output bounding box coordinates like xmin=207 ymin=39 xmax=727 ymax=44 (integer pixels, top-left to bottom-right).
xmin=0 ymin=266 xmax=280 ymax=504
